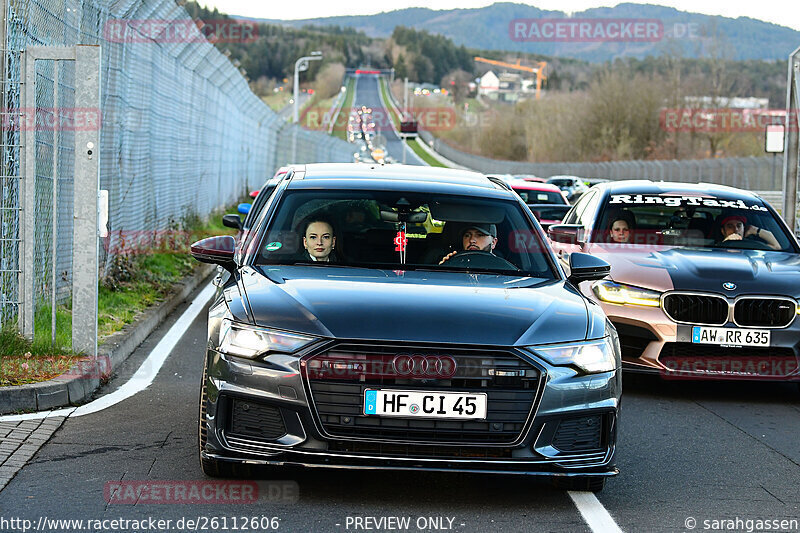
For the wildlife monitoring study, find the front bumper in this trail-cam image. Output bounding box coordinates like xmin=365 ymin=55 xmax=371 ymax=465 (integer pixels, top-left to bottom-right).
xmin=201 ymin=342 xmax=620 ymax=477
xmin=584 ymin=294 xmax=800 ymax=381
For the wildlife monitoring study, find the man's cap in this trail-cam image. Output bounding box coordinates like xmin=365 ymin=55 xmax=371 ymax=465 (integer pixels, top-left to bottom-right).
xmin=463 ymin=223 xmax=497 ymax=238
xmin=720 ymin=214 xmax=747 ymax=227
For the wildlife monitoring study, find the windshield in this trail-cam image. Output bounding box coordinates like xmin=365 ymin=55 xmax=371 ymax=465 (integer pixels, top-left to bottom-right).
xmin=513 ymin=188 xmax=565 ymax=205
xmin=548 ymin=179 xmax=574 ymax=187
xmin=253 ymin=189 xmax=557 ymax=278
xmin=530 ymin=205 xmax=571 ymax=222
xmin=595 ymin=193 xmax=796 ymax=252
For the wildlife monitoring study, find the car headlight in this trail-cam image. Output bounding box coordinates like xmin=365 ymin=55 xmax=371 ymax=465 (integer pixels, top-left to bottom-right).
xmin=592 ymin=280 xmax=661 ymax=307
xmin=534 ymin=337 xmax=617 ymax=374
xmin=218 ymin=319 xmax=316 ymax=359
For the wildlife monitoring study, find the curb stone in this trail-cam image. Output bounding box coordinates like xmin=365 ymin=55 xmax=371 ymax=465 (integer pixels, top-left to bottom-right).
xmin=0 ymin=263 xmax=215 ymax=414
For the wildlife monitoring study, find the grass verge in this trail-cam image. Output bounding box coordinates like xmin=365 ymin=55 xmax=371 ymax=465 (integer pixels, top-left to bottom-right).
xmin=0 ymin=200 xmax=241 ymax=387
xmin=333 ymin=77 xmax=356 ymax=140
xmin=407 ymin=138 xmax=448 ymax=167
xmin=378 ymin=77 xmax=401 ymax=130
xmin=262 ymin=91 xmax=291 ymax=112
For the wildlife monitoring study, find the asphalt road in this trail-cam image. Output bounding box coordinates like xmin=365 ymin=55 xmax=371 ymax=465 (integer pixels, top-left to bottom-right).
xmin=352 ymin=75 xmax=425 ymax=166
xmin=2 ymin=278 xmax=799 ymax=533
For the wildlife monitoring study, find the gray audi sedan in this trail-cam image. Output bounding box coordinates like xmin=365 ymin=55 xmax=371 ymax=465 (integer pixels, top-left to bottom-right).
xmin=191 ymin=163 xmax=620 ymax=491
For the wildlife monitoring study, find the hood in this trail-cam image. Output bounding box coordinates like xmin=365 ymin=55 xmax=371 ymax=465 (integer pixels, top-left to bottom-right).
xmin=586 ymin=244 xmax=800 ymax=296
xmin=237 ymin=266 xmax=591 ymax=345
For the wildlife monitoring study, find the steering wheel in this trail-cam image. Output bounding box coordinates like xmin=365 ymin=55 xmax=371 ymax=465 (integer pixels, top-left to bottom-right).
xmin=717 ymin=236 xmax=772 ymax=251
xmin=441 ymin=250 xmax=518 ymax=270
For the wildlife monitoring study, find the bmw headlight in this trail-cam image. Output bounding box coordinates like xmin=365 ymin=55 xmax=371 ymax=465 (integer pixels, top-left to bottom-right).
xmin=593 ymin=280 xmax=661 ymax=307
xmin=218 ymin=319 xmax=316 ymax=359
xmin=534 ymin=337 xmax=617 ymax=374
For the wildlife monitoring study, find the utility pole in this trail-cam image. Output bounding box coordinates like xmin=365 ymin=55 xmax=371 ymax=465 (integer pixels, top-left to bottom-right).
xmin=782 ymin=46 xmax=799 ymax=233
xmin=292 ymin=51 xmax=322 ymax=163
xmin=403 ymin=77 xmax=408 ymax=120
xmin=293 ymin=51 xmax=322 ymax=124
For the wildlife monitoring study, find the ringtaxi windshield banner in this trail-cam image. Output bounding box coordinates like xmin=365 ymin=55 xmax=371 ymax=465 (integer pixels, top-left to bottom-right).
xmin=608 ymin=194 xmax=768 ymax=211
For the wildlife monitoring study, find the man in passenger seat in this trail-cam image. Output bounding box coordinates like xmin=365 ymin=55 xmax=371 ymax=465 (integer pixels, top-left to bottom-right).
xmin=439 ymin=224 xmax=498 ymax=264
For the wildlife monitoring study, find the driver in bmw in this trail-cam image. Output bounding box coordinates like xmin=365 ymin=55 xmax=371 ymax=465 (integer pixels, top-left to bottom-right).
xmin=439 ymin=223 xmax=498 ymax=264
xmin=718 ymin=213 xmax=780 ymax=250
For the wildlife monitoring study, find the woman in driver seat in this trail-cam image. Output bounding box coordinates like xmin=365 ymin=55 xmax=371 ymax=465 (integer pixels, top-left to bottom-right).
xmin=439 ymin=224 xmax=498 ymax=264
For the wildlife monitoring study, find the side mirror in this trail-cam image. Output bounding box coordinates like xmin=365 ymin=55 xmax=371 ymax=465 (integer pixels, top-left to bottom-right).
xmin=548 ymin=224 xmax=584 ymax=244
xmin=568 ymin=252 xmax=610 ymax=284
xmin=222 ymin=214 xmax=242 ymax=229
xmin=237 ymin=203 xmax=251 ymax=215
xmin=190 ymin=235 xmax=236 ymax=272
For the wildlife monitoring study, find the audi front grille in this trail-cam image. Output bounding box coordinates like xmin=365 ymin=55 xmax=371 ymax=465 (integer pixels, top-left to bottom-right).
xmin=302 ymin=343 xmax=543 ymax=445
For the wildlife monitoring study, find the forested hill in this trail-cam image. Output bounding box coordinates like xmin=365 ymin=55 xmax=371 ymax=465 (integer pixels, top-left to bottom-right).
xmin=184 ymin=3 xmax=788 ymax=106
xmin=243 ymin=2 xmax=799 ymax=62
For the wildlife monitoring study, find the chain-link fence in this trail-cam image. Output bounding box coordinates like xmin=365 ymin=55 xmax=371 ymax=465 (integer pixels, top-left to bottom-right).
xmin=0 ymin=0 xmax=355 ymax=328
xmin=419 ymin=130 xmax=786 ymax=190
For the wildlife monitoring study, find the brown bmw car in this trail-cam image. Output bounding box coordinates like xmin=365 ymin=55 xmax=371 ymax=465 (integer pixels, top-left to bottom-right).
xmin=549 ymin=180 xmax=800 ymax=381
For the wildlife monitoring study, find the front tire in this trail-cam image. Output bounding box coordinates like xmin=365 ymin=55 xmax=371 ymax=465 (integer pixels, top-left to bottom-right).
xmin=198 ymin=359 xmax=250 ymax=478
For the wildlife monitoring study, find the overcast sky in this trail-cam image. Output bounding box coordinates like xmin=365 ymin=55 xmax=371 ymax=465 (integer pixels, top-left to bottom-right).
xmin=200 ymin=1 xmax=800 ymax=31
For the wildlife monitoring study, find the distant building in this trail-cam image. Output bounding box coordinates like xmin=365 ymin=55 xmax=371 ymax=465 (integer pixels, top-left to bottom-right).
xmin=478 ymin=71 xmax=499 ymax=96
xmin=478 ymin=70 xmax=537 ymax=102
xmin=684 ymin=96 xmax=769 ymax=109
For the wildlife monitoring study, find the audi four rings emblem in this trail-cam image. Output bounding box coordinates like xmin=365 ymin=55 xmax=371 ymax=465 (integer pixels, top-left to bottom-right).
xmin=392 ymin=354 xmax=457 ymax=378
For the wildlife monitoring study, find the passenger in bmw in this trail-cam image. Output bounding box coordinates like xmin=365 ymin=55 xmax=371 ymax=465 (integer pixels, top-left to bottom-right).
xmin=717 ymin=212 xmax=780 ymax=250
xmin=301 ymin=217 xmax=338 ymax=262
xmin=439 ymin=223 xmax=498 ymax=264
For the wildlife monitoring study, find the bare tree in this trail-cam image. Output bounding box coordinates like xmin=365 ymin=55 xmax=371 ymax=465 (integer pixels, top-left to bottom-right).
xmin=313 ymin=62 xmax=346 ymax=100
xmin=441 ymin=69 xmax=473 ymax=105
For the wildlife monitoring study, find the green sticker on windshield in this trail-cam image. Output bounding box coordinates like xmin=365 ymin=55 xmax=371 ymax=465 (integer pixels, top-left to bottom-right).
xmin=265 ymin=242 xmax=282 ymax=251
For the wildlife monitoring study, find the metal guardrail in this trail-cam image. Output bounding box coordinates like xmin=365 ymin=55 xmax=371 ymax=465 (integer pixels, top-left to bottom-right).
xmin=419 ymin=128 xmax=786 ymax=190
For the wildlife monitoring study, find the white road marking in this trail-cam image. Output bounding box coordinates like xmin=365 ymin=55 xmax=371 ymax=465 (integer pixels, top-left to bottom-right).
xmin=569 ymin=490 xmax=624 ymax=533
xmin=0 ymin=283 xmax=215 ymax=422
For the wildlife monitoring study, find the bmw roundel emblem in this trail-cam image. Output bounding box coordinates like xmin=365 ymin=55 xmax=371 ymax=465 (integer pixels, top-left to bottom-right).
xmin=722 ymin=282 xmax=736 ymax=291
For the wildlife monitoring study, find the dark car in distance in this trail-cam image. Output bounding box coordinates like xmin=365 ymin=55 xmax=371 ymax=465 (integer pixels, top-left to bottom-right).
xmin=546 ymin=176 xmax=589 ymax=202
xmin=191 ymin=163 xmax=620 ymax=491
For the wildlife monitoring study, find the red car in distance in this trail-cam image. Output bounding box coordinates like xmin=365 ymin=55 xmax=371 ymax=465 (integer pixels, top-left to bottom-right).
xmin=507 ymin=179 xmax=571 ymax=229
